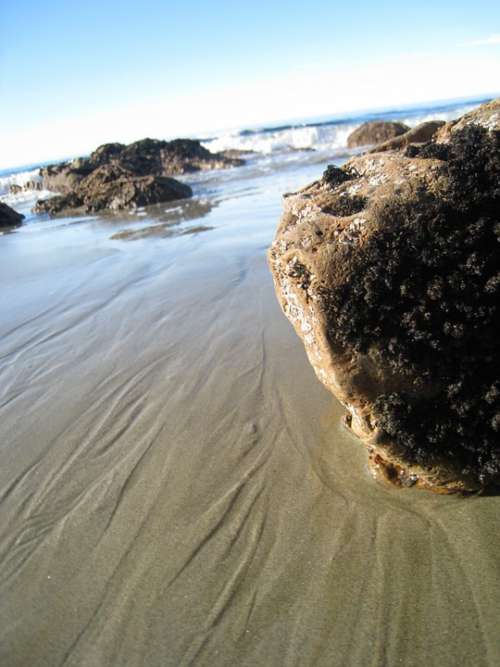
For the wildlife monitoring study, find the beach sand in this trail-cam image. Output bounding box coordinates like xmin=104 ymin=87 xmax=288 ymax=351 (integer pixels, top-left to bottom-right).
xmin=2 ymin=162 xmax=500 ymax=666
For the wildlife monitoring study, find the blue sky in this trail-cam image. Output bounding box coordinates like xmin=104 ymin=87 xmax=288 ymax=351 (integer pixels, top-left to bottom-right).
xmin=1 ymin=0 xmax=500 ymax=167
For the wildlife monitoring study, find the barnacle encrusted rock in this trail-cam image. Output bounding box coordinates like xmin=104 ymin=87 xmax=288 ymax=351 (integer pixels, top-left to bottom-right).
xmin=269 ymin=99 xmax=500 ymax=493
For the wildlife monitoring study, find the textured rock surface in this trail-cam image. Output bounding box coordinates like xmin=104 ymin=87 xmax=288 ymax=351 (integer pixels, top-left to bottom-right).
xmin=269 ymin=99 xmax=500 ymax=493
xmin=35 ymin=137 xmax=242 ymax=215
xmin=40 ymin=160 xmax=93 ymax=194
xmin=34 ymin=170 xmax=192 ymax=216
xmin=0 ymin=201 xmax=24 ymax=228
xmin=347 ymin=121 xmax=409 ymax=148
xmin=40 ymin=138 xmax=243 ymax=194
xmin=435 ymin=98 xmax=500 ymax=142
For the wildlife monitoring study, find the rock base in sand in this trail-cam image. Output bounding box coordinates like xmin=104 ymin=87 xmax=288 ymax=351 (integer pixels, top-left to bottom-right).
xmin=269 ymin=98 xmax=500 ymax=493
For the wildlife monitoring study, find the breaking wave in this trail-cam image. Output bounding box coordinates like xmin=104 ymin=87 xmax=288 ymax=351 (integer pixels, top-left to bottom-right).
xmin=203 ymin=100 xmax=485 ymax=155
xmin=204 ymin=123 xmax=359 ymax=155
xmin=0 ymin=168 xmax=41 ymax=197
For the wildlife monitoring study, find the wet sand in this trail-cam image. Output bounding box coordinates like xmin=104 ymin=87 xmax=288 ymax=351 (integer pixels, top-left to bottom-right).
xmin=2 ymin=164 xmax=500 ymax=666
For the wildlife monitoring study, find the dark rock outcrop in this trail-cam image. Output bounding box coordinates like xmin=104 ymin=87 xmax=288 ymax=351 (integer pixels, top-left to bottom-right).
xmin=347 ymin=121 xmax=410 ymax=148
xmin=35 ymin=136 xmax=243 ymax=215
xmin=39 ymin=138 xmax=243 ymax=195
xmin=34 ymin=168 xmax=192 ymax=216
xmin=269 ymin=99 xmax=500 ymax=493
xmin=0 ymin=201 xmax=24 ymax=228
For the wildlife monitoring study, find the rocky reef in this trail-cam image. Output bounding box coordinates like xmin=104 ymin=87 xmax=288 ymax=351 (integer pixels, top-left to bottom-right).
xmin=347 ymin=121 xmax=409 ymax=148
xmin=34 ymin=137 xmax=243 ymax=215
xmin=269 ymin=99 xmax=500 ymax=493
xmin=0 ymin=201 xmax=24 ymax=228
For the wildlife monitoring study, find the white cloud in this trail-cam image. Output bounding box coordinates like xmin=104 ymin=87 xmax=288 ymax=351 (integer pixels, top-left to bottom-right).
xmin=463 ymin=34 xmax=500 ymax=47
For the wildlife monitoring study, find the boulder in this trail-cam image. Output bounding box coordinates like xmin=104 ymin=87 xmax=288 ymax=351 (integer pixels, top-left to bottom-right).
xmin=269 ymin=99 xmax=500 ymax=493
xmin=39 ymin=138 xmax=244 ymax=195
xmin=35 ymin=136 xmax=243 ymax=215
xmin=0 ymin=201 xmax=24 ymax=228
xmin=369 ymin=120 xmax=445 ymax=153
xmin=347 ymin=121 xmax=410 ymax=148
xmin=34 ymin=168 xmax=192 ymax=216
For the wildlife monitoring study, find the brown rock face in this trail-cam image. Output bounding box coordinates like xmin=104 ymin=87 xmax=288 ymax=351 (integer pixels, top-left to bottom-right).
xmin=35 ymin=136 xmax=243 ymax=216
xmin=34 ymin=168 xmax=192 ymax=216
xmin=347 ymin=121 xmax=409 ymax=148
xmin=269 ymin=99 xmax=500 ymax=493
xmin=0 ymin=201 xmax=24 ymax=228
xmin=39 ymin=138 xmax=243 ymax=195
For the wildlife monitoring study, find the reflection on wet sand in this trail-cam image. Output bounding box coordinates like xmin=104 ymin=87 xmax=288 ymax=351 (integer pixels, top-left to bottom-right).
xmin=111 ymin=224 xmax=214 ymax=241
xmin=108 ymin=197 xmax=218 ymax=240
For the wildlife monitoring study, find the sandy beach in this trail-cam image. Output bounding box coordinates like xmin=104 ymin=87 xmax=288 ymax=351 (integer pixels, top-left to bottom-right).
xmin=2 ymin=127 xmax=500 ymax=666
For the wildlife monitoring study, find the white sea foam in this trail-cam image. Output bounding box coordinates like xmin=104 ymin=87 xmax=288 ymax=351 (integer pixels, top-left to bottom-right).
xmin=0 ymin=168 xmax=41 ymax=196
xmin=203 ymin=123 xmax=359 ymax=155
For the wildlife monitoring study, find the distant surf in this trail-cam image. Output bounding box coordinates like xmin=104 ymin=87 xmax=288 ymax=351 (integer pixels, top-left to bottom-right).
xmin=200 ymin=97 xmax=490 ymax=154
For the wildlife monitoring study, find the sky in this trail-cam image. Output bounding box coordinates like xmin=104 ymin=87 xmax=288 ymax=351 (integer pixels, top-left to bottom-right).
xmin=1 ymin=0 xmax=500 ymax=169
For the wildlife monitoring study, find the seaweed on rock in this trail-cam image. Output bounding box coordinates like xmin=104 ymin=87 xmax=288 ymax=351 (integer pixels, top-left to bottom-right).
xmin=320 ymin=126 xmax=500 ymax=483
xmin=322 ymin=195 xmax=367 ymax=217
xmin=322 ymin=165 xmax=357 ymax=187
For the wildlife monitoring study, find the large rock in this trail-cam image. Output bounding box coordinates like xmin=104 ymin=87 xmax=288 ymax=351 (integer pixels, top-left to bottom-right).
xmin=269 ymin=99 xmax=500 ymax=493
xmin=0 ymin=201 xmax=24 ymax=228
xmin=35 ymin=136 xmax=242 ymax=215
xmin=347 ymin=121 xmax=410 ymax=148
xmin=40 ymin=138 xmax=243 ymax=194
xmin=34 ymin=166 xmax=192 ymax=215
